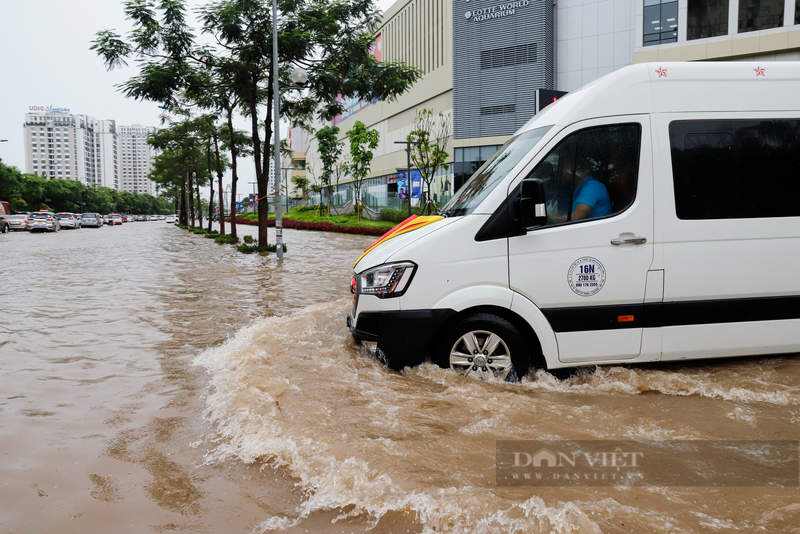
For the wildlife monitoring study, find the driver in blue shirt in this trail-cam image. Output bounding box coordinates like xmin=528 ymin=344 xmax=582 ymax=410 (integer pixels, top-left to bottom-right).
xmin=571 ymin=166 xmax=612 ymax=220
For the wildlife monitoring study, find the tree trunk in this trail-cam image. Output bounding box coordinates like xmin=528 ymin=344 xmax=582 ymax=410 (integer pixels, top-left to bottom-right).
xmin=195 ymin=178 xmax=202 ymax=228
xmin=207 ymin=145 xmax=214 ymax=232
xmin=249 ymin=76 xmax=268 ymax=247
xmin=258 ymin=67 xmax=276 ymax=248
xmin=187 ymin=172 xmax=195 ymax=228
xmin=179 ymin=181 xmax=188 ymax=226
xmin=227 ymin=109 xmax=238 ymax=240
xmin=208 ymin=131 xmax=225 ymax=235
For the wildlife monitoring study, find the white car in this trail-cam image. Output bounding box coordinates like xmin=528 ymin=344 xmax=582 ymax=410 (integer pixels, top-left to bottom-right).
xmin=165 ymin=215 xmax=176 ymax=223
xmin=55 ymin=212 xmax=80 ymax=229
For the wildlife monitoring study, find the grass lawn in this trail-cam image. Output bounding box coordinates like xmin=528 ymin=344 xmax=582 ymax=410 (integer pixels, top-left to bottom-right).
xmin=242 ymin=207 xmax=397 ymax=230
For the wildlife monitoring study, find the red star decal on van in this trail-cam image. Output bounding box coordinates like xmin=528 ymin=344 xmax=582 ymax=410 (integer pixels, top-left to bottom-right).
xmin=754 ymin=66 xmax=765 ymax=77
xmin=656 ymin=67 xmax=667 ymax=78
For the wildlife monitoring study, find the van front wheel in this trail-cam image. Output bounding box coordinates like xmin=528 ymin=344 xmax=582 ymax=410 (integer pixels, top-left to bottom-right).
xmin=437 ymin=314 xmax=531 ymax=382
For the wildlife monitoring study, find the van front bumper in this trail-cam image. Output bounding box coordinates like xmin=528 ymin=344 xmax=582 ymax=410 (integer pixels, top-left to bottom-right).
xmin=347 ymin=309 xmax=457 ymax=368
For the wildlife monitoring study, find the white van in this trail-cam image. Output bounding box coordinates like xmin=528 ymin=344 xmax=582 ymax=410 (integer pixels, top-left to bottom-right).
xmin=348 ymin=62 xmax=800 ymax=380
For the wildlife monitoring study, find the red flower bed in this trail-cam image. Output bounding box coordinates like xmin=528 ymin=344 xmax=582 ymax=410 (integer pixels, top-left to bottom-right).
xmin=230 ymin=216 xmax=389 ymax=237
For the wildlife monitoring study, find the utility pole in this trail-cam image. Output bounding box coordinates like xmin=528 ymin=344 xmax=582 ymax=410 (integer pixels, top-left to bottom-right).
xmin=272 ymin=0 xmax=284 ymax=261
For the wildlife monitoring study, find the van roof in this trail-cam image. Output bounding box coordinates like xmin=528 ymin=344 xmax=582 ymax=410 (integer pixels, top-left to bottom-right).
xmin=523 ymin=62 xmax=800 ymax=133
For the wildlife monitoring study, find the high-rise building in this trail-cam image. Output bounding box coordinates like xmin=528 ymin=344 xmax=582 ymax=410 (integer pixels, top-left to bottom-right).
xmin=23 ymin=109 xmax=156 ymax=193
xmin=118 ymin=125 xmax=157 ymax=195
xmin=23 ymin=110 xmax=118 ymax=187
xmin=93 ymin=119 xmax=119 ymax=190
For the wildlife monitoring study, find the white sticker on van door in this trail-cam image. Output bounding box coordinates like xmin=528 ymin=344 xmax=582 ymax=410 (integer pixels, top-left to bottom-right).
xmin=568 ymin=257 xmax=606 ymax=297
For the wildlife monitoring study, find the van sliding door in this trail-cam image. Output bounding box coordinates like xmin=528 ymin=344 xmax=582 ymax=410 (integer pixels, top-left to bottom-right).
xmin=659 ymin=115 xmax=800 ymax=360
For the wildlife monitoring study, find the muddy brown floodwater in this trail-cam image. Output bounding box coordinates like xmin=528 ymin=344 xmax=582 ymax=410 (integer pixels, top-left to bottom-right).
xmin=1 ymin=221 xmax=799 ymax=534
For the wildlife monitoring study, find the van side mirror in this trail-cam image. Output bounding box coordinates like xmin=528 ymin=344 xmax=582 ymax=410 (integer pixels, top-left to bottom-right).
xmin=520 ymin=178 xmax=547 ymax=228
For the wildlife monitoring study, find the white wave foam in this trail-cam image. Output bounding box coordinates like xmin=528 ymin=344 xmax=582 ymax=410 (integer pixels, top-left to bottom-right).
xmin=522 ymin=366 xmax=796 ymax=405
xmin=194 ymin=301 xmax=601 ymax=533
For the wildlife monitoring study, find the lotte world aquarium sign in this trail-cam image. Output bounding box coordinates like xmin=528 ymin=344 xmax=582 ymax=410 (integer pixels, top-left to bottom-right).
xmin=464 ymin=0 xmax=531 ymax=22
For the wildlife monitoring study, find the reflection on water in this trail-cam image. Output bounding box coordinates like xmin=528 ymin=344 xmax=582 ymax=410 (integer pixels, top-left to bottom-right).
xmin=2 ymin=222 xmax=800 ymax=533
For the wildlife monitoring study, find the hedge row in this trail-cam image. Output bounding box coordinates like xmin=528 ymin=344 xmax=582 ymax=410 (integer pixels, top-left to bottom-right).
xmin=232 ymin=216 xmax=389 ymax=237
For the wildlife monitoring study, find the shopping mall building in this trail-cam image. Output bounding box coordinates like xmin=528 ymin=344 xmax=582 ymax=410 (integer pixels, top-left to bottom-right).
xmin=303 ymin=0 xmax=800 ymax=210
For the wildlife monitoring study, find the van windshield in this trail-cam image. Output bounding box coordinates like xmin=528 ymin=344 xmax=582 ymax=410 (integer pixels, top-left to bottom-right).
xmin=441 ymin=126 xmax=552 ymax=217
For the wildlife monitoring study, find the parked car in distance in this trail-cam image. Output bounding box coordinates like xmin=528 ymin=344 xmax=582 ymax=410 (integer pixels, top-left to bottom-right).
xmin=28 ymin=212 xmax=61 ymax=232
xmin=55 ymin=212 xmax=80 ymax=229
xmin=0 ymin=201 xmax=10 ymax=233
xmin=80 ymin=213 xmax=104 ymax=228
xmin=106 ymin=213 xmax=123 ymax=225
xmin=126 ymin=215 xmax=134 ymax=222
xmin=165 ymin=215 xmax=176 ymax=223
xmin=7 ymin=214 xmax=29 ymax=231
xmin=135 ymin=214 xmax=146 ymax=221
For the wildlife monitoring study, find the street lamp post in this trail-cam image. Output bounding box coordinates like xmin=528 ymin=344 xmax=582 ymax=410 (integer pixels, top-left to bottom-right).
xmin=271 ymin=0 xmax=284 ymax=261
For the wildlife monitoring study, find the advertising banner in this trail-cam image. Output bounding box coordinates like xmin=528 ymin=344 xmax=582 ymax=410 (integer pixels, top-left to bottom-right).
xmin=397 ymin=170 xmax=422 ymax=200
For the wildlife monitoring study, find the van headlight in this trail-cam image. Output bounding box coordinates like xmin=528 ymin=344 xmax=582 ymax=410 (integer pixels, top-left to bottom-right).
xmin=359 ymin=262 xmax=417 ymax=298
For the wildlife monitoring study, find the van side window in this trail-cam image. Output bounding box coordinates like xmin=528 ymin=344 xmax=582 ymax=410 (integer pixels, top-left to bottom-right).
xmin=670 ymin=119 xmax=800 ymax=219
xmin=528 ymin=123 xmax=641 ymax=225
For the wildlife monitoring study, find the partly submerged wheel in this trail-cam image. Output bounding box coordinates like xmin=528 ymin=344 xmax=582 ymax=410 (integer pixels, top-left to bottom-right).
xmin=438 ymin=313 xmax=531 ymax=382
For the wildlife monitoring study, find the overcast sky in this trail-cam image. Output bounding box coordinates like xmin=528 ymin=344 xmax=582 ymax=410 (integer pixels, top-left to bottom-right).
xmin=0 ymin=0 xmax=397 ymax=191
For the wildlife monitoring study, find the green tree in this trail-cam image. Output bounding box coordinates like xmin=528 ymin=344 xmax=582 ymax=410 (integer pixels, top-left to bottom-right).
xmin=345 ymin=120 xmax=379 ymax=222
xmin=291 ymin=175 xmax=310 ymax=201
xmin=314 ymin=125 xmax=343 ymax=216
xmin=147 ymin=117 xmax=208 ymax=226
xmin=93 ymin=0 xmax=421 ymax=247
xmin=407 ymin=109 xmax=452 ymax=214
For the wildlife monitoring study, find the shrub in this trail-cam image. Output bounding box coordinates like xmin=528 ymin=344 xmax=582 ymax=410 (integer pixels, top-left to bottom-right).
xmin=379 ymin=208 xmax=405 ymax=223
xmin=243 ymin=235 xmax=254 ymax=243
xmin=214 ymin=234 xmax=239 ymax=245
xmin=379 ymin=207 xmax=428 ymax=223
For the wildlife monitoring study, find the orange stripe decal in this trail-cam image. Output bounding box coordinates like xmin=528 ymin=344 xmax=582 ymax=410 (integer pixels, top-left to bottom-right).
xmin=354 ymin=215 xmax=443 ymax=268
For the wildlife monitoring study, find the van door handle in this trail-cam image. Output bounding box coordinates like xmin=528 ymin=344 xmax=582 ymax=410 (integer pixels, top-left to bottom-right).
xmin=611 ymin=236 xmax=647 ymax=245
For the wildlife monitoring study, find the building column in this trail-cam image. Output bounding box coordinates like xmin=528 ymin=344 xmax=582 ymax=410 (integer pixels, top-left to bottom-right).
xmin=678 ymin=0 xmax=689 ymax=42
xmin=784 ymin=0 xmax=795 ymax=27
xmin=729 ymin=0 xmax=739 ymax=35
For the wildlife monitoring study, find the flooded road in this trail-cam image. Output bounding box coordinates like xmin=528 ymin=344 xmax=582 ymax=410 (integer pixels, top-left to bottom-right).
xmin=1 ymin=222 xmax=799 ymax=533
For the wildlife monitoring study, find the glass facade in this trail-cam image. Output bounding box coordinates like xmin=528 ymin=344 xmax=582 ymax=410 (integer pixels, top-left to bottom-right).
xmin=453 ymin=145 xmax=503 ymax=196
xmin=644 ymin=0 xmax=679 ymax=46
xmin=688 ymin=0 xmax=729 ymax=40
xmin=738 ymin=0 xmax=784 ymax=32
